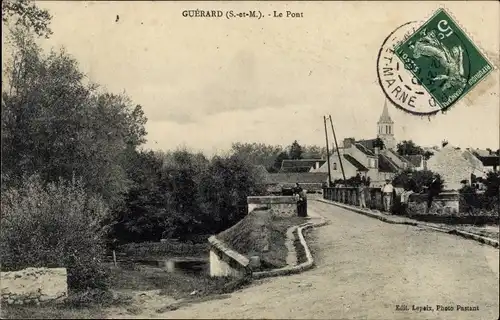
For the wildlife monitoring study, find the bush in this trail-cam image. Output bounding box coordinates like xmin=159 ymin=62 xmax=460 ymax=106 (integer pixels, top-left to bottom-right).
xmin=0 ymin=175 xmax=110 ymax=291
xmin=392 ymin=169 xmax=444 ymax=193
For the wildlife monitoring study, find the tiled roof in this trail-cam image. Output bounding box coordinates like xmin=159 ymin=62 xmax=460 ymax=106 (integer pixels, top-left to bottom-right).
xmin=471 ymin=149 xmax=491 ymax=157
xmin=387 ymin=149 xmax=411 ymax=164
xmin=402 ymin=155 xmax=423 ymax=167
xmin=280 ymin=166 xmax=313 ymax=173
xmin=354 ymin=142 xmax=375 ymax=156
xmin=476 ymin=156 xmax=499 ymax=167
xmin=378 ymin=154 xmax=398 ymax=173
xmin=356 ymin=139 xmax=376 ymax=151
xmin=343 ymin=154 xmax=368 ymax=172
xmin=281 ymin=159 xmax=326 ymax=169
xmin=265 ymin=172 xmax=329 ymax=184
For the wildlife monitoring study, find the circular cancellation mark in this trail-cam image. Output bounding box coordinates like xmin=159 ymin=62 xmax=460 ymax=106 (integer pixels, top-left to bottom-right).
xmin=377 ymin=21 xmax=472 ymax=116
xmin=377 ymin=21 xmax=470 ymax=116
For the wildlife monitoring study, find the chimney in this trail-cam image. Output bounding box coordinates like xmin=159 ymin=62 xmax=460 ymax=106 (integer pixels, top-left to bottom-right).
xmin=374 ymin=147 xmax=380 ymax=156
xmin=343 ymin=138 xmax=355 ymax=149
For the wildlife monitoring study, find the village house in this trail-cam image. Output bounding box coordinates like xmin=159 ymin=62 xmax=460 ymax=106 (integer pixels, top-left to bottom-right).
xmin=469 ymin=148 xmax=499 ymax=172
xmin=252 ymin=165 xmax=328 ymax=193
xmin=426 ymin=146 xmax=486 ymax=190
xmin=255 ymin=99 xmax=491 ymax=192
xmin=312 ymin=100 xmax=416 ymax=187
xmin=279 ymin=159 xmax=326 ymax=173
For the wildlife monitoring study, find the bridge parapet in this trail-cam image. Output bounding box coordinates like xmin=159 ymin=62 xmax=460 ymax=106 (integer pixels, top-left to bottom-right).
xmin=247 ymin=196 xmax=298 ymax=217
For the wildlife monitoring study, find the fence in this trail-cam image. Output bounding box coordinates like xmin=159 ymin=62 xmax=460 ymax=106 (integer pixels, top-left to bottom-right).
xmin=323 ymin=187 xmax=387 ymax=211
xmin=322 ymin=187 xmax=487 ymax=224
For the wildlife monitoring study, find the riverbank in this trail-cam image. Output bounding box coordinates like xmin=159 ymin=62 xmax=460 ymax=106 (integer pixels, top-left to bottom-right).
xmin=217 ymin=209 xmax=309 ymax=270
xmin=0 ymin=241 xmax=248 ymax=319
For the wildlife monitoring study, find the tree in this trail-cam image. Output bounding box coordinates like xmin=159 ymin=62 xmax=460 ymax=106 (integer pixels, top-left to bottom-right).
xmin=289 ymin=140 xmax=303 ymax=160
xmin=2 ymin=0 xmax=52 ymax=38
xmin=392 ymin=169 xmax=444 ymax=194
xmin=270 ymin=151 xmax=289 ymax=173
xmin=423 ymin=150 xmax=434 ymax=161
xmin=302 ymin=145 xmax=327 ymax=159
xmin=1 ymin=175 xmax=109 ymax=291
xmin=373 ymin=138 xmax=385 ymax=150
xmin=230 ymin=142 xmax=284 ymax=171
xmin=198 ymin=155 xmax=266 ymax=233
xmin=396 ymin=140 xmax=425 ymax=156
xmin=1 ymin=28 xmax=147 ymax=208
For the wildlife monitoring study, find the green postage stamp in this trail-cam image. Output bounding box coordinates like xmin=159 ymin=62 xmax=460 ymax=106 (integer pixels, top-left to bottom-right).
xmin=394 ymin=8 xmax=494 ymax=110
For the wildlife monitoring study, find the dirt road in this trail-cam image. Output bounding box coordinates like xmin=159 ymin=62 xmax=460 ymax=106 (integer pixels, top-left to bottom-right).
xmin=110 ymin=200 xmax=499 ymax=319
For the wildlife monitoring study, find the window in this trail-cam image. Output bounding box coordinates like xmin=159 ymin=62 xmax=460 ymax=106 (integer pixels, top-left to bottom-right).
xmin=388 ymin=126 xmax=391 ymax=134
xmin=333 ymin=162 xmax=337 ymax=170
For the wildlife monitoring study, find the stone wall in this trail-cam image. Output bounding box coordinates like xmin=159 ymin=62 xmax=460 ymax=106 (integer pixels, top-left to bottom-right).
xmin=323 ymin=187 xmax=459 ymax=214
xmin=1 ymin=268 xmax=68 ymax=305
xmin=408 ymin=191 xmax=460 ymax=214
xmin=208 ymin=236 xmax=251 ymax=278
xmin=247 ymin=196 xmax=298 ymax=217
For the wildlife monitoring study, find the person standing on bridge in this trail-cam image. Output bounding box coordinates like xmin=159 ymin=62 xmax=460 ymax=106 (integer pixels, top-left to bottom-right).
xmin=426 ymin=174 xmax=441 ymax=213
xmin=382 ymin=179 xmax=394 ymax=213
xmin=298 ymin=187 xmax=308 ymax=217
xmin=400 ymin=172 xmax=419 ymax=213
xmin=358 ymin=179 xmax=367 ymax=209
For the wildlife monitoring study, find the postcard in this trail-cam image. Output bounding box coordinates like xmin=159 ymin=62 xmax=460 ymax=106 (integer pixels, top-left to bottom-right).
xmin=1 ymin=1 xmax=498 ymax=319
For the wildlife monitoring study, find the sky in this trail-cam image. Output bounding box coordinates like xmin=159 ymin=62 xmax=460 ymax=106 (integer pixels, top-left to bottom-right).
xmin=7 ymin=1 xmax=500 ymax=155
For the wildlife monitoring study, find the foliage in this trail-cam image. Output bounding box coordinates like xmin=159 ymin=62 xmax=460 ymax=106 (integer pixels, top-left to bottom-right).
xmin=396 ymin=140 xmax=425 ymax=156
xmin=2 ymin=0 xmax=52 ymax=38
xmin=483 ymin=171 xmax=500 ymax=199
xmin=392 ymin=169 xmax=444 ymax=193
xmin=460 ymin=171 xmax=500 ymax=213
xmin=1 ymin=28 xmax=147 ymax=208
xmin=332 ymin=175 xmax=370 ymax=187
xmin=373 ymin=137 xmax=385 ymax=150
xmin=108 ymin=150 xmax=267 ymax=244
xmin=423 ymin=150 xmax=434 ymax=160
xmin=301 ymin=145 xmax=327 ymax=159
xmin=270 ymin=151 xmax=289 ymax=173
xmin=230 ymin=142 xmax=283 ymax=171
xmin=0 ymin=175 xmax=109 ymax=291
xmin=230 ymin=142 xmax=326 ymax=173
xmin=289 ymin=140 xmax=303 ymax=160
xmin=198 ymin=155 xmax=267 ymax=233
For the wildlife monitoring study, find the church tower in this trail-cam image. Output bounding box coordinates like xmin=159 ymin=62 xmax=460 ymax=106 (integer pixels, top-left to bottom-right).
xmin=377 ymin=100 xmax=396 ymax=149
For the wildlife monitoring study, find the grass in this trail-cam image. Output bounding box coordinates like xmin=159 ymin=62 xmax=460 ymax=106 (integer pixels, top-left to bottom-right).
xmin=1 ymin=289 xmax=126 ymax=319
xmin=1 ymin=303 xmax=104 ymax=319
xmin=293 ymin=229 xmax=308 ymax=265
xmin=1 ymin=237 xmax=247 ymax=320
xmin=116 ymin=240 xmax=209 ymax=259
xmin=1 ymin=261 xmax=251 ymax=319
xmin=217 ymin=209 xmax=308 ymax=270
xmin=107 ymin=262 xmax=249 ymax=300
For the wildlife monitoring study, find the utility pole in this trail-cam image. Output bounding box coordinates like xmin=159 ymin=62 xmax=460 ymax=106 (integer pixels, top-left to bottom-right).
xmin=323 ymin=116 xmax=332 ymax=186
xmin=329 ymin=115 xmax=346 ymax=182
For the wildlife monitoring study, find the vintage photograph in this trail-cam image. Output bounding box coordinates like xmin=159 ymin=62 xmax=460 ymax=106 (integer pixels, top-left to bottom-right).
xmin=1 ymin=1 xmax=499 ymax=319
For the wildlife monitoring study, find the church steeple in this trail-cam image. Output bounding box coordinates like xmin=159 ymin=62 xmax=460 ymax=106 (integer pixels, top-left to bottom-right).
xmin=377 ymin=99 xmax=396 ymax=149
xmin=378 ymin=99 xmax=394 ymax=124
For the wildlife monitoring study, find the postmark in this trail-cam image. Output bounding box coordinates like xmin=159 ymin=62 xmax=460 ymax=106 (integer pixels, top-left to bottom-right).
xmin=393 ymin=8 xmax=495 ymax=111
xmin=377 ymin=21 xmax=442 ymax=116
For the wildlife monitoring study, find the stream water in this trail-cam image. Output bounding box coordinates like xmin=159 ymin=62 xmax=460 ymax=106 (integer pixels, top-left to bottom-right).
xmin=133 ymin=258 xmax=209 ymax=275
